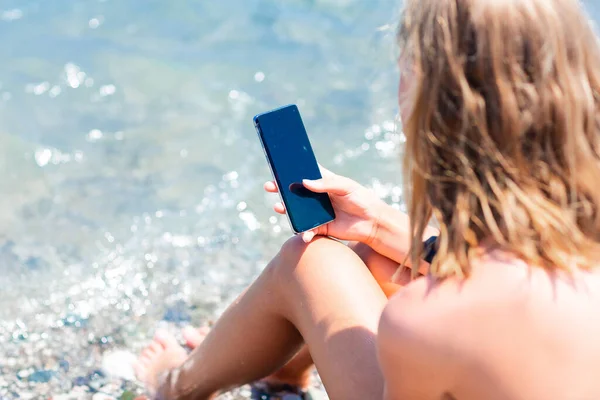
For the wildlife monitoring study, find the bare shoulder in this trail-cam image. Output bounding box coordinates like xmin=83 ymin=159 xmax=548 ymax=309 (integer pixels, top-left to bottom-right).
xmin=381 ymin=255 xmax=534 ymax=337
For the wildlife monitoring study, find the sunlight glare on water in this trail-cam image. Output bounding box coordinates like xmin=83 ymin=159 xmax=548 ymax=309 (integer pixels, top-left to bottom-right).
xmin=0 ymin=0 xmax=597 ymax=398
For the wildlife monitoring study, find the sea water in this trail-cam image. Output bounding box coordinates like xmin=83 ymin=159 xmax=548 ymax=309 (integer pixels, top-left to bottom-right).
xmin=0 ymin=1 xmax=597 ymax=399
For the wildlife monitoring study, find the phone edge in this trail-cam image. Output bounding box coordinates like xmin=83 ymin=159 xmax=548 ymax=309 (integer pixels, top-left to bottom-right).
xmin=254 ymin=105 xmax=335 ymax=233
xmin=253 ymin=117 xmax=304 ymax=234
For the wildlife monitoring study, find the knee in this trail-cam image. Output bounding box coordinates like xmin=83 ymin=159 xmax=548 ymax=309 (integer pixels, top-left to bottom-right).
xmin=278 ymin=235 xmax=349 ymax=264
xmin=276 ymin=239 xmax=391 ymax=277
xmin=272 ymin=235 xmax=360 ymax=280
xmin=278 ymin=235 xmax=313 ymax=260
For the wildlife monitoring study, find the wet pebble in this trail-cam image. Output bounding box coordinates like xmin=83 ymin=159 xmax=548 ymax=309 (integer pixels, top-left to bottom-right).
xmin=98 ymin=383 xmax=121 ymax=394
xmin=59 ymin=359 xmax=70 ymax=372
xmin=120 ymin=391 xmax=136 ymax=400
xmin=98 ymin=336 xmax=114 ymax=347
xmin=28 ymin=369 xmax=54 ymax=383
xmin=101 ymin=351 xmax=136 ymax=380
xmin=73 ymin=376 xmax=89 ymax=387
xmin=88 ymin=380 xmax=105 ymax=392
xmin=72 ymin=385 xmax=90 ymax=393
xmin=63 ymin=314 xmax=88 ymax=328
xmin=52 ymin=395 xmax=76 ymax=400
xmin=89 ymin=369 xmax=106 ymax=380
xmin=16 ymin=368 xmax=32 ymax=380
xmin=162 ymin=301 xmax=191 ymax=323
xmin=92 ymin=393 xmax=116 ymax=400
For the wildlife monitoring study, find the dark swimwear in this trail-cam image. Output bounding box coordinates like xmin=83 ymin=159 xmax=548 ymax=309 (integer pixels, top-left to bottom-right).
xmin=422 ymin=235 xmax=438 ymax=264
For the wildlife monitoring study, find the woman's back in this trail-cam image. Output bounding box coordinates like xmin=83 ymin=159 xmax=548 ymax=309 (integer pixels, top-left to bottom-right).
xmin=380 ymin=252 xmax=600 ymax=399
xmin=455 ymin=254 xmax=600 ymax=399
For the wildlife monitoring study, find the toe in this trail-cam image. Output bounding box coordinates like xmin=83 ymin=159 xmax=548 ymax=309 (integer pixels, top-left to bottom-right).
xmin=138 ymin=353 xmax=151 ymax=364
xmin=149 ymin=341 xmax=163 ymax=354
xmin=141 ymin=347 xmax=156 ymax=359
xmin=198 ymin=326 xmax=211 ymax=335
xmin=154 ymin=329 xmax=180 ymax=350
xmin=133 ymin=359 xmax=146 ymax=381
xmin=182 ymin=326 xmax=208 ymax=348
xmin=140 ymin=346 xmax=157 ymax=359
xmin=135 ymin=342 xmax=189 ymax=396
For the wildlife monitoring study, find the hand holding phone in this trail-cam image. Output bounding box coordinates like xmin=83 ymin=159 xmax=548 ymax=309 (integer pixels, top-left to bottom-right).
xmin=254 ymin=104 xmax=388 ymax=243
xmin=263 ymin=166 xmax=387 ymax=244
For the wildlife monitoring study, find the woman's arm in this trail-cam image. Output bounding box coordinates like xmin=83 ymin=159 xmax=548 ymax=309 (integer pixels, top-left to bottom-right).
xmin=267 ymin=168 xmax=439 ymax=274
xmin=369 ymin=203 xmax=439 ymax=274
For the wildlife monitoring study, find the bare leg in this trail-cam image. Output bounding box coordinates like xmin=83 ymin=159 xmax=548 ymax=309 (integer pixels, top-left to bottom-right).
xmin=178 ymin=242 xmax=408 ymax=392
xmin=136 ymin=236 xmax=388 ymax=399
xmin=183 ymin=327 xmax=313 ymax=388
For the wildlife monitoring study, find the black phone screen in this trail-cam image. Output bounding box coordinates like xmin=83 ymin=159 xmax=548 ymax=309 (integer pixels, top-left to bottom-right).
xmin=254 ymin=105 xmax=335 ymax=233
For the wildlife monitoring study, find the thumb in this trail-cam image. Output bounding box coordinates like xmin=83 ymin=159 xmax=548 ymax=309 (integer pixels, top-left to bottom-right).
xmin=301 ymin=230 xmax=316 ymax=243
xmin=303 ymin=174 xmax=358 ymax=196
xmin=301 ymin=178 xmax=327 ymax=193
xmin=301 ymin=225 xmax=329 ymax=242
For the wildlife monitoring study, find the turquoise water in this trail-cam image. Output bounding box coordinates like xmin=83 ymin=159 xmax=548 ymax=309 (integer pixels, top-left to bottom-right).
xmin=0 ymin=1 xmax=598 ymax=398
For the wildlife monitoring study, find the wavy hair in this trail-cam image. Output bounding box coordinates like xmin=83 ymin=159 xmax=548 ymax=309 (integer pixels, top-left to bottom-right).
xmin=398 ymin=0 xmax=600 ymax=278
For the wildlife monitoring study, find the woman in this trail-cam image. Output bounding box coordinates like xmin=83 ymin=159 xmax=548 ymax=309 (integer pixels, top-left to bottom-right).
xmin=136 ymin=0 xmax=600 ymax=398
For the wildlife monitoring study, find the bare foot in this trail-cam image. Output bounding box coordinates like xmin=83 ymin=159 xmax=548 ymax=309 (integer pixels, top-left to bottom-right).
xmin=135 ymin=330 xmax=189 ymax=395
xmin=182 ymin=326 xmax=311 ymax=389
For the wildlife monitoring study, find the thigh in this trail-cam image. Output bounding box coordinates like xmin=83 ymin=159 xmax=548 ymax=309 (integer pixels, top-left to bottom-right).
xmin=272 ymin=236 xmax=388 ymax=400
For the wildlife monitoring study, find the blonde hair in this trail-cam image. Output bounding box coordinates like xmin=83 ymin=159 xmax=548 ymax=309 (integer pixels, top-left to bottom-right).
xmin=399 ymin=0 xmax=600 ymax=278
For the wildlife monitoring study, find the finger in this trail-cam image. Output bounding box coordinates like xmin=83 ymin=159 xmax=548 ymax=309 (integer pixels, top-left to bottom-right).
xmin=301 ymin=230 xmax=316 ymax=243
xmin=264 ymin=181 xmax=278 ymax=193
xmin=273 ymin=202 xmax=286 ymax=214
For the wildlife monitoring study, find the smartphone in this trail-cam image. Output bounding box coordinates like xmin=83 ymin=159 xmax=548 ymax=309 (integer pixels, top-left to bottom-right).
xmin=253 ymin=104 xmax=336 ymax=233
